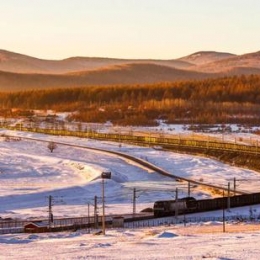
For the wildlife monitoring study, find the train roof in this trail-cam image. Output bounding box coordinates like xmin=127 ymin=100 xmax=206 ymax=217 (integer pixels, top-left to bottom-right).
xmin=154 ymin=197 xmax=196 ymax=203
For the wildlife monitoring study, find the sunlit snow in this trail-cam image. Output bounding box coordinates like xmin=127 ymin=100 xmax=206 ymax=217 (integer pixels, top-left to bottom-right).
xmin=1 ymin=129 xmax=260 ymax=259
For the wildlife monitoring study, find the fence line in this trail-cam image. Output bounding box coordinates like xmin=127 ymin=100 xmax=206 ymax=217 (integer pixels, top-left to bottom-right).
xmin=1 ymin=213 xmax=259 ymax=234
xmin=1 ymin=125 xmax=259 ymax=155
xmin=123 ymin=214 xmax=260 ymax=229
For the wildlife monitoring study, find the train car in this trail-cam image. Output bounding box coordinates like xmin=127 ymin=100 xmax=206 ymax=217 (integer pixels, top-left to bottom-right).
xmin=153 ymin=197 xmax=197 ymax=217
xmin=154 ymin=192 xmax=260 ymax=218
xmin=196 ymin=197 xmax=226 ymax=212
xmin=230 ymin=192 xmax=260 ymax=208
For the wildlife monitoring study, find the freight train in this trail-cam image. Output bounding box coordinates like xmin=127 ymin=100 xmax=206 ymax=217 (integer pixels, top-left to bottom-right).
xmin=153 ymin=192 xmax=260 ymax=217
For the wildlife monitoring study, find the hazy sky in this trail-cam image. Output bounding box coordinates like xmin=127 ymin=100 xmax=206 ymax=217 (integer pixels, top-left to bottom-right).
xmin=1 ymin=0 xmax=260 ymax=59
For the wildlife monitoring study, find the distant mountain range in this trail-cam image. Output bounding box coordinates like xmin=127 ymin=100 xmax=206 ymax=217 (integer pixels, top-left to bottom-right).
xmin=0 ymin=49 xmax=260 ymax=91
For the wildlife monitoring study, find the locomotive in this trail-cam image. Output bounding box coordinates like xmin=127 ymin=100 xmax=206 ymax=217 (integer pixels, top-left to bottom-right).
xmin=153 ymin=197 xmax=197 ymax=217
xmin=153 ymin=192 xmax=260 ymax=217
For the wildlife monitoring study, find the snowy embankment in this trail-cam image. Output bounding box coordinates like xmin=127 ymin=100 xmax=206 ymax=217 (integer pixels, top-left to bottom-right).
xmin=1 ymin=130 xmax=260 ymax=219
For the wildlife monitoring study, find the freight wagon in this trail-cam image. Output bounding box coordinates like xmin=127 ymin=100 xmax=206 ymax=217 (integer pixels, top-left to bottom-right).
xmin=153 ymin=192 xmax=260 ymax=217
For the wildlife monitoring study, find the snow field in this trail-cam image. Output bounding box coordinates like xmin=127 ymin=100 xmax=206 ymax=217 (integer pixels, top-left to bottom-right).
xmin=1 ymin=130 xmax=260 ymax=259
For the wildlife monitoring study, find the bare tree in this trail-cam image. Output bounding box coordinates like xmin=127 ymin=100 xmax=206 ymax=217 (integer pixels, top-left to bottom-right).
xmin=48 ymin=141 xmax=57 ymax=153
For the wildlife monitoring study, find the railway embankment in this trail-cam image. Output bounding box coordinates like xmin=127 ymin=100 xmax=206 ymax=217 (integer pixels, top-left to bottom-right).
xmin=2 ymin=125 xmax=260 ymax=173
xmin=163 ymin=145 xmax=260 ymax=173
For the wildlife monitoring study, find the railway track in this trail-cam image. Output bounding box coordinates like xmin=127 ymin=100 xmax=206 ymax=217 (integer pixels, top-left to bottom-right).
xmin=3 ymin=133 xmax=247 ymax=195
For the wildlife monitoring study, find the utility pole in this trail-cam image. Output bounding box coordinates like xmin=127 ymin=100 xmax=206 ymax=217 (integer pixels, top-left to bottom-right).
xmin=233 ymin=177 xmax=236 ymax=196
xmin=188 ymin=181 xmax=191 ymax=197
xmin=87 ymin=203 xmax=90 ymax=233
xmin=94 ymin=196 xmax=98 ymax=229
xmin=227 ymin=182 xmax=230 ymax=211
xmin=102 ymin=178 xmax=105 ymax=235
xmin=222 ymin=190 xmax=226 ymax=233
xmin=101 ymin=172 xmax=112 ymax=235
xmin=48 ymin=195 xmax=53 ymax=230
xmin=175 ymin=188 xmax=178 ymax=219
xmin=133 ymin=188 xmax=137 ymax=218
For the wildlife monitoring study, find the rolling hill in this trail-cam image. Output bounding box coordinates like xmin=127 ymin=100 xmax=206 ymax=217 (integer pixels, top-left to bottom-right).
xmin=178 ymin=51 xmax=236 ymax=65
xmin=0 ymin=63 xmax=213 ymax=92
xmin=0 ymin=49 xmax=192 ymax=74
xmin=194 ymin=51 xmax=260 ymax=73
xmin=0 ymin=49 xmax=260 ymax=92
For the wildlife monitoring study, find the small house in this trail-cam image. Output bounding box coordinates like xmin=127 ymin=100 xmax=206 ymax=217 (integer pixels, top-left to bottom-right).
xmin=24 ymin=222 xmax=48 ymax=233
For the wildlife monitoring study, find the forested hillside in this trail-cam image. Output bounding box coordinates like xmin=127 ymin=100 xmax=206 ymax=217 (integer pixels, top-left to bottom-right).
xmin=1 ymin=74 xmax=260 ymax=126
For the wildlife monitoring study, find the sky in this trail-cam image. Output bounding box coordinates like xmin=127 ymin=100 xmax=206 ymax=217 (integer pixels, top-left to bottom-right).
xmin=1 ymin=0 xmax=260 ymax=60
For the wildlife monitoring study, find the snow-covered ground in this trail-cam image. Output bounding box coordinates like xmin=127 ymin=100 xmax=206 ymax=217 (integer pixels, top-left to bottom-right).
xmin=5 ymin=115 xmax=260 ymax=146
xmin=1 ymin=129 xmax=260 ymax=259
xmin=1 ymin=223 xmax=260 ymax=259
xmin=1 ymin=130 xmax=260 ymax=219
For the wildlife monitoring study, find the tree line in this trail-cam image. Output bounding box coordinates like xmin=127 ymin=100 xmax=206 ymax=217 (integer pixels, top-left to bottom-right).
xmin=1 ymin=74 xmax=260 ymax=126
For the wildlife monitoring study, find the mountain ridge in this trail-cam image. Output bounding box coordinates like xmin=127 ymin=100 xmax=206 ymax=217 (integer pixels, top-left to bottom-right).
xmin=0 ymin=49 xmax=260 ymax=92
xmin=0 ymin=49 xmax=193 ymax=74
xmin=0 ymin=63 xmax=215 ymax=92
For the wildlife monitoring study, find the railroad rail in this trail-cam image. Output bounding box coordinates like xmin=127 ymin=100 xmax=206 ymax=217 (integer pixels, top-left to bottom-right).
xmin=2 ymin=133 xmax=247 ymax=196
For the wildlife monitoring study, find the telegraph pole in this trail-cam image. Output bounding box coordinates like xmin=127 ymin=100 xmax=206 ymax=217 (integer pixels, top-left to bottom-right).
xmin=133 ymin=188 xmax=137 ymax=218
xmin=94 ymin=196 xmax=98 ymax=229
xmin=233 ymin=177 xmax=236 ymax=196
xmin=48 ymin=195 xmax=53 ymax=230
xmin=102 ymin=178 xmax=105 ymax=235
xmin=227 ymin=182 xmax=230 ymax=211
xmin=87 ymin=203 xmax=90 ymax=233
xmin=175 ymin=188 xmax=178 ymax=219
xmin=101 ymin=172 xmax=112 ymax=235
xmin=188 ymin=181 xmax=191 ymax=197
xmin=223 ymin=190 xmax=226 ymax=233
